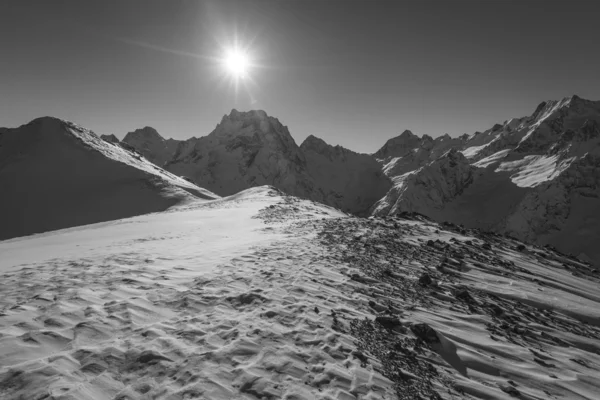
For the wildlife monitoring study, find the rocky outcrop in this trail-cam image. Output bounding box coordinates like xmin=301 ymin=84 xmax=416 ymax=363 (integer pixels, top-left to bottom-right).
xmin=373 ymin=130 xmax=422 ymax=160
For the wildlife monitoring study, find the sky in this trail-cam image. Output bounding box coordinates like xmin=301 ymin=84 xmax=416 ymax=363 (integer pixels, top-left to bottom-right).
xmin=1 ymin=0 xmax=599 ymax=153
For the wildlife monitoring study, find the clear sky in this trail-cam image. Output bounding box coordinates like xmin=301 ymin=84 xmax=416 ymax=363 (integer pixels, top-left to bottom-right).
xmin=1 ymin=0 xmax=599 ymax=153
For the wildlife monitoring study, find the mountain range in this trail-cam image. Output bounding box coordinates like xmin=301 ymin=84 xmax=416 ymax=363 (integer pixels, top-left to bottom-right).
xmin=2 ymin=95 xmax=599 ymax=266
xmin=2 ymin=96 xmax=600 ymax=400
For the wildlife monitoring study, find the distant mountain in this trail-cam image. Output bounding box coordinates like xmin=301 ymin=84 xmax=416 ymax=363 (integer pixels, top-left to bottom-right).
xmin=372 ymin=95 xmax=600 ymax=265
xmin=60 ymin=95 xmax=600 ymax=265
xmin=125 ymin=110 xmax=388 ymax=214
xmin=100 ymin=133 xmax=120 ymax=144
xmin=300 ymin=135 xmax=390 ymax=214
xmin=164 ymin=109 xmax=323 ymax=205
xmin=122 ymin=127 xmax=180 ymax=167
xmin=0 ymin=117 xmax=218 ymax=240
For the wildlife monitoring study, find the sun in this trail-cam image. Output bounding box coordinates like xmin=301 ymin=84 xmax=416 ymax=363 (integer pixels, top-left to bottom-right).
xmin=223 ymin=48 xmax=250 ymax=78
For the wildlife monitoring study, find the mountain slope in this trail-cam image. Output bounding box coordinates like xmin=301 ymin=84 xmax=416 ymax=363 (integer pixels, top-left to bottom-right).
xmin=0 ymin=117 xmax=218 ymax=240
xmin=122 ymin=127 xmax=181 ymax=167
xmin=372 ymin=95 xmax=600 ymax=266
xmin=164 ymin=110 xmax=322 ymax=203
xmin=300 ymin=135 xmax=391 ymax=214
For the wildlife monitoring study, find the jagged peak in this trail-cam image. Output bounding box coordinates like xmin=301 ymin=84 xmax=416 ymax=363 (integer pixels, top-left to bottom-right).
xmin=381 ymin=130 xmax=419 ymax=145
xmin=529 ymin=95 xmax=599 ymax=124
xmin=222 ymin=109 xmax=270 ymax=123
xmin=300 ymin=134 xmax=327 ymax=148
xmin=300 ymin=134 xmax=358 ymax=159
xmin=218 ymin=109 xmax=280 ymax=128
xmin=211 ymin=108 xmax=294 ymax=143
xmin=399 ymin=129 xmax=416 ymax=138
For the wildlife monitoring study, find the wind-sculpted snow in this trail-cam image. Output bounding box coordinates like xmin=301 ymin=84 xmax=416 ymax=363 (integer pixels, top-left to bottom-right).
xmin=1 ymin=189 xmax=599 ymax=399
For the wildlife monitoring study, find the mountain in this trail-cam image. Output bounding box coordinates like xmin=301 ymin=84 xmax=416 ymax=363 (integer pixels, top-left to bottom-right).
xmin=100 ymin=133 xmax=120 ymax=144
xmin=372 ymin=95 xmax=600 ymax=265
xmin=300 ymin=135 xmax=391 ymax=214
xmin=375 ymin=130 xmax=468 ymax=178
xmin=127 ymin=109 xmax=386 ymax=214
xmin=1 ymin=187 xmax=599 ymax=400
xmin=0 ymin=117 xmax=218 ymax=240
xmin=164 ymin=109 xmax=323 ymax=203
xmin=122 ymin=127 xmax=180 ymax=167
xmin=116 ymin=96 xmax=600 ymax=264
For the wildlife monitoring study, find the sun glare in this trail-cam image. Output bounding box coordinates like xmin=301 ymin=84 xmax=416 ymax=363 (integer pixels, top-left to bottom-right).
xmin=223 ymin=48 xmax=250 ymax=78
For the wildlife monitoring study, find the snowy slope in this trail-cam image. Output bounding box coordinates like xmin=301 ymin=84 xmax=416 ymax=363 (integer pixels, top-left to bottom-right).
xmin=372 ymin=95 xmax=600 ymax=266
xmin=0 ymin=117 xmax=219 ymax=240
xmin=1 ymin=188 xmax=599 ymax=400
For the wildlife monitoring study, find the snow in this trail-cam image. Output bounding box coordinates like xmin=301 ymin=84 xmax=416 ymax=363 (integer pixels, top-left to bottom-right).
xmin=472 ymin=149 xmax=511 ymax=168
xmin=496 ymin=154 xmax=574 ymax=187
xmin=0 ymin=117 xmax=218 ymax=241
xmin=373 ymin=96 xmax=600 ymax=266
xmin=461 ymin=143 xmax=488 ymax=159
xmin=1 ymin=179 xmax=600 ymax=399
xmin=0 ymin=187 xmax=279 ymax=275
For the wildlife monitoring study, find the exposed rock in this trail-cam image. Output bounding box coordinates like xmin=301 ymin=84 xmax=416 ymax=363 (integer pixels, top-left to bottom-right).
xmin=410 ymin=323 xmax=440 ymax=345
xmin=374 ymin=316 xmax=402 ymax=329
xmin=418 ymin=273 xmax=433 ymax=286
